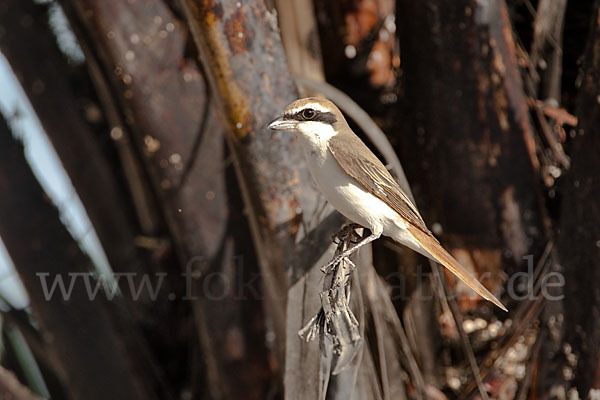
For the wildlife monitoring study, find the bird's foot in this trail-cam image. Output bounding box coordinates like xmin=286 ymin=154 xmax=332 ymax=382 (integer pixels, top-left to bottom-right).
xmin=321 ymin=255 xmax=341 ymax=273
xmin=322 ymin=230 xmax=382 ymax=274
xmin=321 ymin=247 xmax=358 ymax=273
xmin=332 ymin=223 xmax=362 ymax=243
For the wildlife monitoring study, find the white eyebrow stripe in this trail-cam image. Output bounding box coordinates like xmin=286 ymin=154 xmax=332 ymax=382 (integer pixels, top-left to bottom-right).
xmin=288 ymin=103 xmax=330 ymax=114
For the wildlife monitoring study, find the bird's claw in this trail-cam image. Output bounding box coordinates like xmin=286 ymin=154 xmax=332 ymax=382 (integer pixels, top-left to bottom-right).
xmin=324 ymin=223 xmax=364 ymax=273
xmin=321 ymin=253 xmax=345 ymax=273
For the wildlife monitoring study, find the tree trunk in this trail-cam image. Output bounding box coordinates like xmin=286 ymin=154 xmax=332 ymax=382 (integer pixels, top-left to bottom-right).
xmin=556 ymin=0 xmax=600 ymax=393
xmin=58 ymin=0 xmax=277 ymax=397
xmin=396 ymin=0 xmax=548 ymax=303
xmin=180 ymin=0 xmax=324 ymax=361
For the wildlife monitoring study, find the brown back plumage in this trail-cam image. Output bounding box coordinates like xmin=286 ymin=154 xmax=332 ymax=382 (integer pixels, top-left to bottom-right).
xmin=323 ymin=103 xmax=429 ymax=233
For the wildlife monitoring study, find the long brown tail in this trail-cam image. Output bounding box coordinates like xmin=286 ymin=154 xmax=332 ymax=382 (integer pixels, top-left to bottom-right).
xmin=408 ymin=226 xmax=508 ymax=312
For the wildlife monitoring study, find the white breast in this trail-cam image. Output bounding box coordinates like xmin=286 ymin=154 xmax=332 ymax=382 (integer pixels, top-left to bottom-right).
xmin=295 ymin=126 xmax=404 ymax=237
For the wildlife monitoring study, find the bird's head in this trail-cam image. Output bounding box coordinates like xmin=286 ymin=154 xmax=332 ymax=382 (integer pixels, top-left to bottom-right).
xmin=268 ymin=97 xmax=343 ymax=139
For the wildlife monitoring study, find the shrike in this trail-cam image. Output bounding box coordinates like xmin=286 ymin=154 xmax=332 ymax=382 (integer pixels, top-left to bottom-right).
xmin=268 ymin=97 xmax=506 ymax=311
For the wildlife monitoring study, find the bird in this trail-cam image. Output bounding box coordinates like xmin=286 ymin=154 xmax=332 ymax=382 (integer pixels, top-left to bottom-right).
xmin=268 ymin=97 xmax=507 ymax=312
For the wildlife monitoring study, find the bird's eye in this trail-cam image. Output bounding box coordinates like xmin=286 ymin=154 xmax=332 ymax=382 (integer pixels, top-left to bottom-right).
xmin=302 ymin=108 xmax=316 ymax=120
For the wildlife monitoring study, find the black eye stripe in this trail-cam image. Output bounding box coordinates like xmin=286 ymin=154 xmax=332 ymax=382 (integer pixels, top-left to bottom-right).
xmin=314 ymin=111 xmax=337 ymax=124
xmin=285 ymin=110 xmax=337 ymax=124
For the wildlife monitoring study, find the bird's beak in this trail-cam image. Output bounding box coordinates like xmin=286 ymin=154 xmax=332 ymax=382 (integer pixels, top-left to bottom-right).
xmin=267 ymin=116 xmax=297 ymax=131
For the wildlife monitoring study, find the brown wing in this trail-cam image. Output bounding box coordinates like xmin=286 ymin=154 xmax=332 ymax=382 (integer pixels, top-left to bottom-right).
xmin=328 ymin=132 xmax=429 ymax=233
xmin=328 ymin=132 xmax=507 ymax=311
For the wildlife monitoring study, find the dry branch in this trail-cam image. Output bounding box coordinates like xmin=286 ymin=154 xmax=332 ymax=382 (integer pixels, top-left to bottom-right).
xmin=0 ymin=0 xmax=146 ymax=281
xmin=298 ymin=224 xmax=363 ymax=376
xmin=530 ymin=0 xmax=568 ymax=103
xmin=0 ymin=115 xmax=152 ymax=400
xmin=274 ymin=0 xmax=325 ymax=87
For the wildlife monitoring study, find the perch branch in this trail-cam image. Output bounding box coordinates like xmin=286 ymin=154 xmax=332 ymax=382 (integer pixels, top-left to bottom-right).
xmin=299 ymin=224 xmax=364 ymax=375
